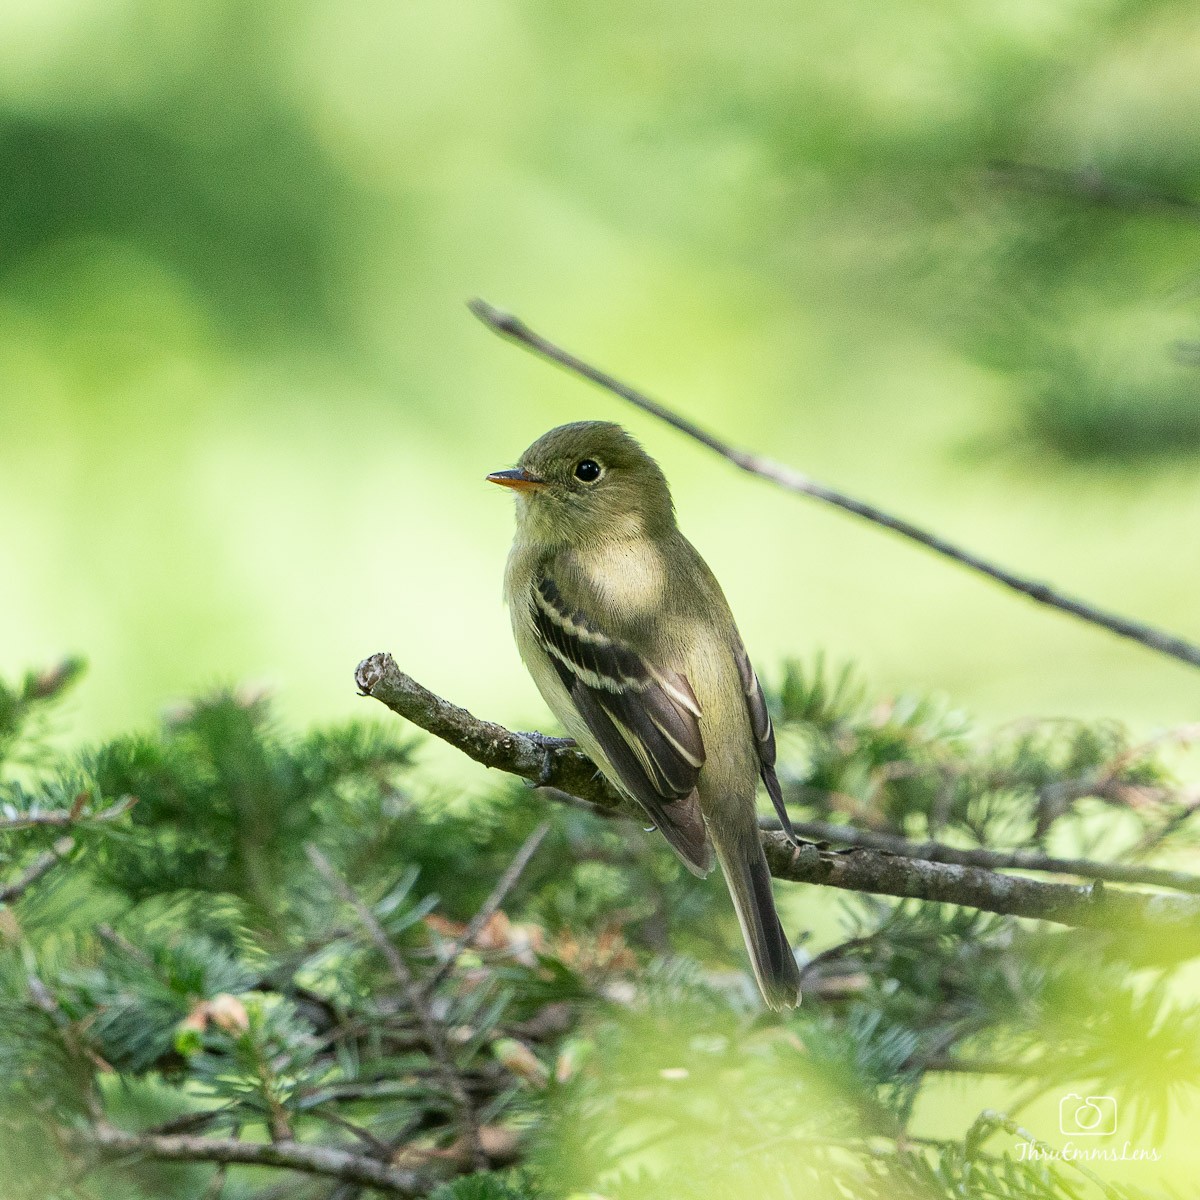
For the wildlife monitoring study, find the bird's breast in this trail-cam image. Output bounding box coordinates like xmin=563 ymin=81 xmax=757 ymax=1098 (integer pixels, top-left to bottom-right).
xmin=568 ymin=536 xmax=667 ymax=627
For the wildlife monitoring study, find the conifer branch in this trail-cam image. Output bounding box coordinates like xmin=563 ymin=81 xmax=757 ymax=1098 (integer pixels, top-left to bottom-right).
xmin=28 ymin=972 xmax=104 ymax=1121
xmin=0 ymin=796 xmax=135 ymax=833
xmin=758 ymin=816 xmax=1200 ymax=895
xmin=422 ymin=819 xmax=552 ymax=997
xmin=468 ymin=298 xmax=1200 ymax=673
xmin=304 ymin=845 xmax=487 ymax=1172
xmin=357 ymin=653 xmax=1200 ymax=955
xmin=353 ymin=653 xmax=632 ymax=814
xmin=1 ymin=836 xmax=75 ymax=904
xmin=74 ymin=1124 xmax=425 ymax=1196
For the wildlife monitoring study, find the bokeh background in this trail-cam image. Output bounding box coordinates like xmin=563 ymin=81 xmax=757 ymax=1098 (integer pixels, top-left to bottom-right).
xmin=4 ymin=0 xmax=1200 ymax=747
xmin=4 ymin=1 xmax=1200 ymax=1192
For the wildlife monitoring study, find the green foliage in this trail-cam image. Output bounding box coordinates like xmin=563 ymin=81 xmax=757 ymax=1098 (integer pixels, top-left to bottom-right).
xmin=776 ymin=656 xmax=1181 ymax=849
xmin=0 ymin=657 xmax=85 ymax=771
xmin=69 ymin=931 xmax=258 ymax=1074
xmin=85 ymin=691 xmax=417 ymax=928
xmin=429 ymin=1172 xmax=539 ymax=1200
xmin=1025 ymin=343 xmax=1200 ymax=463
xmin=2 ymin=660 xmax=1198 ymax=1197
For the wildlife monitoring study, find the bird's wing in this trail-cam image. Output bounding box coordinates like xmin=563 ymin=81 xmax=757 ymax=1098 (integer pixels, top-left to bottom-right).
xmin=731 ymin=633 xmax=798 ymax=844
xmin=531 ymin=575 xmax=712 ymax=874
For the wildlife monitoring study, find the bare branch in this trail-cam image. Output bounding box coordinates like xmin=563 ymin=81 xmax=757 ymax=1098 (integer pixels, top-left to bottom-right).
xmin=468 ymin=298 xmax=1200 ymax=673
xmin=353 ymin=652 xmax=633 ymax=814
xmin=423 ymin=820 xmax=552 ymax=997
xmin=357 ymin=653 xmax=1200 ymax=957
xmin=758 ymin=829 xmax=1200 ymax=956
xmin=758 ymin=816 xmax=1200 ymax=895
xmin=95 ymin=923 xmax=153 ymax=964
xmin=74 ymin=1124 xmax=424 ymax=1196
xmin=304 ymin=845 xmax=487 ymax=1171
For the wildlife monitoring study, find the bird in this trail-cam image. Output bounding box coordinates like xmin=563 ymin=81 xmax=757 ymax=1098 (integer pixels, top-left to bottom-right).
xmin=488 ymin=420 xmax=802 ymax=1010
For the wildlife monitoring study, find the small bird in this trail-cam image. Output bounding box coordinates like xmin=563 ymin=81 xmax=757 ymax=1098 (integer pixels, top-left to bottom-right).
xmin=489 ymin=421 xmax=802 ymax=1009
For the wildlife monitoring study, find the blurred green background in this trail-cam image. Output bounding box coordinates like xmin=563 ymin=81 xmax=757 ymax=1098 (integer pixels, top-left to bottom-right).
xmin=2 ymin=0 xmax=1199 ymax=742
xmin=5 ymin=3 xmax=1200 ymax=1194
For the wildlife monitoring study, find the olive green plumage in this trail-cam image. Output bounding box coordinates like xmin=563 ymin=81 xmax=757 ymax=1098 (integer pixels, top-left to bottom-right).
xmin=490 ymin=420 xmax=802 ymax=1010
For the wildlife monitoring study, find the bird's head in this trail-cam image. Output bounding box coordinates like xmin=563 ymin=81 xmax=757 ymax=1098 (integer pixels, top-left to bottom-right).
xmin=488 ymin=421 xmax=675 ymax=546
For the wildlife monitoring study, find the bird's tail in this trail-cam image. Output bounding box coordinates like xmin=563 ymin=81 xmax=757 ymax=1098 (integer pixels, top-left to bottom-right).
xmin=713 ymin=830 xmax=802 ymax=1011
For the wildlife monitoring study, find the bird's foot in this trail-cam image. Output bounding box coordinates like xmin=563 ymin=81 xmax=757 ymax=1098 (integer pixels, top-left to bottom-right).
xmin=518 ymin=731 xmax=577 ymax=750
xmin=517 ymin=732 xmax=577 ymax=786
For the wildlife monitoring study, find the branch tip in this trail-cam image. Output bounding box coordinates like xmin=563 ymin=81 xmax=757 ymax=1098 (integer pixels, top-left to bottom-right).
xmin=355 ymin=652 xmax=391 ymax=696
xmin=468 ymin=297 xmax=523 ymax=337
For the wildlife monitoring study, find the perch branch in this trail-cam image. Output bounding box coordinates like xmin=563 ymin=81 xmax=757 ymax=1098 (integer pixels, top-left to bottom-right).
xmin=758 ymin=816 xmax=1200 ymax=895
xmin=468 ymin=298 xmax=1200 ymax=673
xmin=354 ymin=653 xmax=632 ymax=815
xmin=357 ymin=653 xmax=1200 ymax=957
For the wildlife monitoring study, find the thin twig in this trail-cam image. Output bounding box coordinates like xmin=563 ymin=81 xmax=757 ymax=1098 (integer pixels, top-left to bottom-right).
xmin=969 ymin=1109 xmax=1119 ymax=1197
xmin=357 ymin=653 xmax=1200 ymax=959
xmin=201 ymin=1167 xmax=227 ymax=1200
xmin=307 ymin=1107 xmax=396 ymax=1162
xmin=757 ymin=816 xmax=1200 ymax=894
xmin=95 ymin=923 xmax=153 ymax=964
xmin=304 ymin=845 xmax=487 ymax=1172
xmin=0 ymin=796 xmax=135 ymax=834
xmin=28 ymin=972 xmax=104 ymax=1121
xmin=144 ymin=1106 xmax=236 ymax=1138
xmin=1 ymin=836 xmax=75 ymax=904
xmin=797 ymin=933 xmax=878 ymax=988
xmin=1131 ymin=797 xmax=1200 ymax=858
xmin=73 ymin=1124 xmax=424 ymax=1196
xmin=423 ymin=820 xmax=552 ymax=997
xmin=921 ymin=1056 xmax=1042 ymax=1076
xmin=299 ymin=1080 xmax=430 ymax=1107
xmin=468 ymin=298 xmax=1200 ymax=673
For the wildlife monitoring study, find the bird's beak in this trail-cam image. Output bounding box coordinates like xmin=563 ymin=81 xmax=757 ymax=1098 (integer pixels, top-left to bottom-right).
xmin=486 ymin=467 xmax=547 ymax=492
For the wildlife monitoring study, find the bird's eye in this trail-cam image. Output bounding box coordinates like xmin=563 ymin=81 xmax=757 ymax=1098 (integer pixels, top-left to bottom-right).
xmin=574 ymin=459 xmax=602 ymax=483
